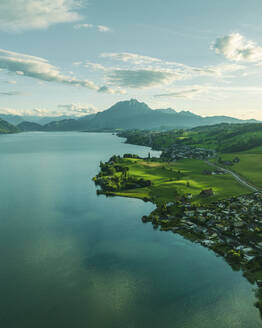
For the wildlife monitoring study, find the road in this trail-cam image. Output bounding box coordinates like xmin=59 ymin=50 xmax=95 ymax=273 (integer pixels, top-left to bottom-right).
xmin=205 ymin=161 xmax=260 ymax=193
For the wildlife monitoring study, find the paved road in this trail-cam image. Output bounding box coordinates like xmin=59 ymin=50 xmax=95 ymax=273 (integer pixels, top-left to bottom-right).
xmin=206 ymin=161 xmax=260 ymax=193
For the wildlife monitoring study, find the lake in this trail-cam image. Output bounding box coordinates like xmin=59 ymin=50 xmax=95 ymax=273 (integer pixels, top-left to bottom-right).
xmin=0 ymin=132 xmax=261 ymax=327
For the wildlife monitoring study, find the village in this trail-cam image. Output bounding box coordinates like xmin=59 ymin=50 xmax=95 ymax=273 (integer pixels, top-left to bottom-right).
xmin=142 ymin=192 xmax=262 ymax=312
xmin=161 ymin=144 xmax=216 ymax=161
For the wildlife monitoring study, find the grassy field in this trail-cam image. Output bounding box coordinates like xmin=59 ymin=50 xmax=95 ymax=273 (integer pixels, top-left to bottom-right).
xmin=220 ymin=147 xmax=262 ymax=188
xmin=111 ymin=158 xmax=250 ymax=204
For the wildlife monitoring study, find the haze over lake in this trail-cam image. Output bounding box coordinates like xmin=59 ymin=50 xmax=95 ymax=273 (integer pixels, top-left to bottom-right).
xmin=0 ymin=132 xmax=261 ymax=328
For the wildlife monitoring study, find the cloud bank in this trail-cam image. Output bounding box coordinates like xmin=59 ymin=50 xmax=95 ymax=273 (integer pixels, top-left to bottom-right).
xmin=0 ymin=48 xmax=98 ymax=90
xmin=96 ymin=52 xmax=245 ymax=89
xmin=0 ymin=0 xmax=82 ymax=32
xmin=0 ymin=48 xmax=126 ymax=94
xmin=107 ymin=69 xmax=179 ymax=88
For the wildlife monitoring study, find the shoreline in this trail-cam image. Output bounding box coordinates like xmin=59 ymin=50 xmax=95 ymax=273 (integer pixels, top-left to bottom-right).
xmin=93 ymin=153 xmax=262 ymax=317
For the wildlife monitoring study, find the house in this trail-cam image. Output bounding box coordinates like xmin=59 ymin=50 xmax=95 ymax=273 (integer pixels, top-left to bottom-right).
xmin=200 ymin=188 xmax=214 ymax=197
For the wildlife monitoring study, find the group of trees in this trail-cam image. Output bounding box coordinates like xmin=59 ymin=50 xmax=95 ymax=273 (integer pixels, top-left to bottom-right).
xmin=95 ymin=158 xmax=152 ymax=192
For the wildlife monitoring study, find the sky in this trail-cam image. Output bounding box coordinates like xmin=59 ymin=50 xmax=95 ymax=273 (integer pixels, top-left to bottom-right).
xmin=1 ymin=0 xmax=262 ymax=119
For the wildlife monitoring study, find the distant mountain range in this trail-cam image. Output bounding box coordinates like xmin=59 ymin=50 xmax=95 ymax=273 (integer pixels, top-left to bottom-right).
xmin=0 ymin=99 xmax=259 ymax=132
xmin=0 ymin=114 xmax=79 ymax=126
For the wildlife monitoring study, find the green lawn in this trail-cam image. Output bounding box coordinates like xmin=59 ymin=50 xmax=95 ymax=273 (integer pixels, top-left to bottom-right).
xmin=220 ymin=150 xmax=262 ymax=188
xmin=112 ymin=158 xmax=250 ymax=204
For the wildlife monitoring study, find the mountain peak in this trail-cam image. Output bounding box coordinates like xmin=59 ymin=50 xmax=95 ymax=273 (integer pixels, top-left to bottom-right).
xmin=130 ymin=98 xmax=139 ymax=104
xmin=107 ymin=99 xmax=151 ymax=114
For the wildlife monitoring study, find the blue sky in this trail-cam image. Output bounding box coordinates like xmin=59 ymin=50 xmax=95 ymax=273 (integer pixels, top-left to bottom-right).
xmin=1 ymin=0 xmax=262 ymax=119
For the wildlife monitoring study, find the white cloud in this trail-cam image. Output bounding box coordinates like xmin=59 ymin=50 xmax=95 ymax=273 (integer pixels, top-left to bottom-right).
xmin=74 ymin=23 xmax=112 ymax=32
xmin=212 ymin=33 xmax=262 ymax=62
xmin=0 ymin=90 xmax=21 ymax=96
xmin=0 ymin=0 xmax=82 ymax=32
xmin=191 ymin=63 xmax=245 ymax=77
xmin=155 ymin=85 xmax=262 ymax=100
xmin=98 ymin=85 xmax=126 ymax=94
xmin=97 ymin=25 xmax=111 ymax=32
xmin=0 ymin=104 xmax=99 ymax=117
xmin=155 ymin=85 xmax=209 ymax=99
xmin=16 ymin=71 xmax=24 ymax=75
xmin=57 ymin=103 xmax=99 ymax=115
xmin=84 ymin=62 xmax=107 ymax=71
xmin=107 ymin=69 xmax=180 ymax=88
xmin=101 ymin=52 xmax=161 ymax=65
xmin=0 ymin=107 xmax=51 ymax=116
xmin=74 ymin=23 xmax=93 ymax=29
xmin=0 ymin=48 xmax=98 ymax=90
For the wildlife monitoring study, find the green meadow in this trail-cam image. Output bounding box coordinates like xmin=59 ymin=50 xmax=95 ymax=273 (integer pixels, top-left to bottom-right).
xmin=220 ymin=147 xmax=262 ymax=188
xmin=111 ymin=158 xmax=250 ymax=204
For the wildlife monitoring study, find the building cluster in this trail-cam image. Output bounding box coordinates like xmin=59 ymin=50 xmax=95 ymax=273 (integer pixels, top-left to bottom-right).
xmin=161 ymin=145 xmax=216 ymax=161
xmin=157 ymin=192 xmax=262 ymax=286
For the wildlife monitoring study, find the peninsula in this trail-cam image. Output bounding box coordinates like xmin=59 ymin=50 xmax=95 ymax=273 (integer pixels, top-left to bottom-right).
xmin=93 ymin=125 xmax=262 ymax=316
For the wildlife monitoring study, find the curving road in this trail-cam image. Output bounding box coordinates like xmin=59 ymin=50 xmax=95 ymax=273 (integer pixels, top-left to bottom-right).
xmin=205 ymin=161 xmax=260 ymax=193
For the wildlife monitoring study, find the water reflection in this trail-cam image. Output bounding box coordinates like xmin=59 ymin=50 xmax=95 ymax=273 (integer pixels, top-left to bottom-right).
xmin=0 ymin=132 xmax=260 ymax=327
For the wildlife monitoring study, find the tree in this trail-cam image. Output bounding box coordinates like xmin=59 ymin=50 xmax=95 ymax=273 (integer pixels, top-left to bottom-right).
xmin=121 ymin=167 xmax=129 ymax=180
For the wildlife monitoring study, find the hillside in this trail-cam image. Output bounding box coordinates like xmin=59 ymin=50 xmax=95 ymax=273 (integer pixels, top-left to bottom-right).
xmin=0 ymin=118 xmax=19 ymax=134
xmin=119 ymin=123 xmax=262 ymax=153
xmin=43 ymin=114 xmax=96 ymax=131
xmin=17 ymin=121 xmax=43 ymax=132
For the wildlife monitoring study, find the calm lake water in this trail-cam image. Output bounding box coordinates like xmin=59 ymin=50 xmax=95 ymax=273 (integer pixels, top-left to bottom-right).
xmin=0 ymin=132 xmax=261 ymax=328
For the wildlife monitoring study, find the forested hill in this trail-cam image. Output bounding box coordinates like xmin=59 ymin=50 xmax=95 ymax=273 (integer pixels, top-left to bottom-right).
xmin=0 ymin=118 xmax=19 ymax=134
xmin=118 ymin=122 xmax=262 ymax=153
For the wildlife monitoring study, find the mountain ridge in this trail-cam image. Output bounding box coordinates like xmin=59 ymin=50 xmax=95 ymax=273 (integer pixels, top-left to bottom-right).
xmin=1 ymin=99 xmax=259 ymax=132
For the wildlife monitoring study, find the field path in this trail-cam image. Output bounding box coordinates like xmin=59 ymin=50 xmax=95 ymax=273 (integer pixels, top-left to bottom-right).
xmin=205 ymin=161 xmax=260 ymax=193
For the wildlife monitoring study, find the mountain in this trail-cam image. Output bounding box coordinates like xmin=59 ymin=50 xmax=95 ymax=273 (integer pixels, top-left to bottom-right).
xmin=6 ymin=99 xmax=259 ymax=132
xmin=17 ymin=121 xmax=43 ymax=132
xmin=0 ymin=114 xmax=80 ymax=125
xmin=78 ymin=99 xmax=258 ymax=130
xmin=0 ymin=118 xmax=20 ymax=134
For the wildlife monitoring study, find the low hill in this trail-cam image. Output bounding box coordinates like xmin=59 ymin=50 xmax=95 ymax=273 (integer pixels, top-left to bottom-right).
xmin=42 ymin=114 xmax=96 ymax=131
xmin=118 ymin=122 xmax=262 ymax=153
xmin=0 ymin=118 xmax=19 ymax=134
xmin=17 ymin=121 xmax=43 ymax=132
xmin=191 ymin=123 xmax=262 ymax=152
